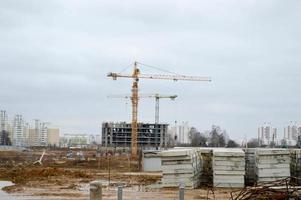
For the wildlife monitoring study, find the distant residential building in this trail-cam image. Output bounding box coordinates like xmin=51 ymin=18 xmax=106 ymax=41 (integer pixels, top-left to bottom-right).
xmin=0 ymin=110 xmax=8 ymax=132
xmin=47 ymin=128 xmax=60 ymax=146
xmin=0 ymin=110 xmax=9 ymax=144
xmin=0 ymin=110 xmax=60 ymax=147
xmin=12 ymin=115 xmax=27 ymax=146
xmin=169 ymin=121 xmax=191 ymax=145
xmin=0 ymin=130 xmax=11 ymax=145
xmin=284 ymin=121 xmax=301 ymax=146
xmin=25 ymin=120 xmax=60 ymax=147
xmin=60 ymin=134 xmax=88 ymax=148
xmin=40 ymin=122 xmax=49 ymax=146
xmin=23 ymin=123 xmax=30 ymax=146
xmin=29 ymin=128 xmax=39 ymax=146
xmin=95 ymin=134 xmax=101 ymax=144
xmin=258 ymin=123 xmax=278 ymax=146
xmin=28 ymin=119 xmax=41 ymax=146
xmin=88 ymin=134 xmax=101 ymax=145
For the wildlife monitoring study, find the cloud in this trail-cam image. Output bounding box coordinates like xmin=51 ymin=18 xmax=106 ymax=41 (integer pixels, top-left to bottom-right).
xmin=0 ymin=0 xmax=301 ymax=139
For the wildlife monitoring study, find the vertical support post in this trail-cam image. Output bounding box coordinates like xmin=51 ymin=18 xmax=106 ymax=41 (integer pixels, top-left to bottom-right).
xmin=90 ymin=181 xmax=102 ymax=200
xmin=179 ymin=182 xmax=185 ymax=200
xmin=108 ymin=156 xmax=111 ymax=186
xmin=117 ymin=184 xmax=123 ymax=200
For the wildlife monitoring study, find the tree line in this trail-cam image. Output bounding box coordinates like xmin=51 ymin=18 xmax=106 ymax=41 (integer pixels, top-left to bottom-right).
xmin=188 ymin=125 xmax=240 ymax=148
xmin=187 ymin=125 xmax=301 ymax=148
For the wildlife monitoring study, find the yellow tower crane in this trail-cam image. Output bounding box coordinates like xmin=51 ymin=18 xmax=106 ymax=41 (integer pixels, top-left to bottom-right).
xmin=107 ymin=61 xmax=211 ymax=158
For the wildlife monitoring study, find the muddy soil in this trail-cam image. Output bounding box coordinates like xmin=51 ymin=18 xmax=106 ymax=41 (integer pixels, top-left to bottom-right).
xmin=0 ymin=149 xmax=230 ymax=200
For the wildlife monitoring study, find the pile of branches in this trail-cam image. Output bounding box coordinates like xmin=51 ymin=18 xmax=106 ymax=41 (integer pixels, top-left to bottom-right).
xmin=230 ymin=177 xmax=301 ymax=200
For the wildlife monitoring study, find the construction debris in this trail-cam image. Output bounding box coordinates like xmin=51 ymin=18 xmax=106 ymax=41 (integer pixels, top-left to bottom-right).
xmin=213 ymin=148 xmax=245 ymax=188
xmin=230 ymin=177 xmax=301 ymax=200
xmin=33 ymin=149 xmax=46 ymax=165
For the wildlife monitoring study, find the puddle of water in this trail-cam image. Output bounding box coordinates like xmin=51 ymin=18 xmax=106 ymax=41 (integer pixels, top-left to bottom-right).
xmin=0 ymin=181 xmax=15 ymax=200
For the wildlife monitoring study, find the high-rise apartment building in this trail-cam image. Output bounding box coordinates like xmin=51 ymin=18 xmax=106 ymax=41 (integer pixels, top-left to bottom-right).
xmin=0 ymin=110 xmax=8 ymax=131
xmin=168 ymin=121 xmax=191 ymax=145
xmin=29 ymin=119 xmax=40 ymax=146
xmin=0 ymin=110 xmax=60 ymax=147
xmin=40 ymin=122 xmax=48 ymax=146
xmin=0 ymin=110 xmax=8 ymax=144
xmin=258 ymin=123 xmax=277 ymax=146
xmin=47 ymin=128 xmax=60 ymax=146
xmin=284 ymin=121 xmax=301 ymax=146
xmin=12 ymin=115 xmax=27 ymax=146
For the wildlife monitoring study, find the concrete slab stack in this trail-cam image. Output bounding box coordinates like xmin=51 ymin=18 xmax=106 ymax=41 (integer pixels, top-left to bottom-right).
xmin=160 ymin=148 xmax=201 ymax=189
xmin=142 ymin=150 xmax=162 ymax=172
xmin=244 ymin=148 xmax=256 ymax=186
xmin=255 ymin=149 xmax=290 ymax=183
xmin=290 ymin=149 xmax=301 ymax=185
xmin=213 ymin=148 xmax=245 ymax=188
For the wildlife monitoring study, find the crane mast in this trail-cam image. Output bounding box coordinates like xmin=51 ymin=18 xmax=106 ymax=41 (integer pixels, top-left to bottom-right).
xmin=107 ymin=61 xmax=211 ymax=159
xmin=131 ymin=62 xmax=139 ymax=158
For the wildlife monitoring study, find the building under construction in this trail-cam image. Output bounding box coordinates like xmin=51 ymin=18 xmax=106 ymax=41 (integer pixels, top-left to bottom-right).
xmin=101 ymin=122 xmax=168 ymax=148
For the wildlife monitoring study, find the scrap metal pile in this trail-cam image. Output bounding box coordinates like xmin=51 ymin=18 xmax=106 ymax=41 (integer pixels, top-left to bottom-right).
xmin=230 ymin=177 xmax=301 ymax=200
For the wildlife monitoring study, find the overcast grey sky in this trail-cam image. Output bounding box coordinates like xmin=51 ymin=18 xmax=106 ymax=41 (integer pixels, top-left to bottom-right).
xmin=0 ymin=0 xmax=300 ymax=140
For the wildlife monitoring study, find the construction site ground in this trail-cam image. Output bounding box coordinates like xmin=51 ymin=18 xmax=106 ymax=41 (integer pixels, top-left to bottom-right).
xmin=0 ymin=148 xmax=233 ymax=199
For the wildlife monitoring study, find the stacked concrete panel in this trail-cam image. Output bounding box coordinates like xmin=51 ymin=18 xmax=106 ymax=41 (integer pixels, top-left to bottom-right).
xmin=244 ymin=148 xmax=256 ymax=186
xmin=142 ymin=150 xmax=162 ymax=172
xmin=213 ymin=148 xmax=245 ymax=188
xmin=291 ymin=149 xmax=301 ymax=185
xmin=255 ymin=149 xmax=290 ymax=183
xmin=160 ymin=148 xmax=201 ymax=189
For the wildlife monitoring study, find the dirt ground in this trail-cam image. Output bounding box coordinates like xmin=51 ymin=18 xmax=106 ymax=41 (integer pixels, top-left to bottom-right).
xmin=0 ymin=149 xmax=231 ymax=200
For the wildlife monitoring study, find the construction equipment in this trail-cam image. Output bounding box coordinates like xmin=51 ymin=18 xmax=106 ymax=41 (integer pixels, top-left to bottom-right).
xmin=108 ymin=94 xmax=177 ymax=124
xmin=33 ymin=149 xmax=46 ymax=165
xmin=107 ymin=61 xmax=211 ymax=158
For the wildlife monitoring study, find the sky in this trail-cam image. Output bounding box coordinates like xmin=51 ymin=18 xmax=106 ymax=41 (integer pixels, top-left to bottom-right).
xmin=0 ymin=0 xmax=301 ymax=140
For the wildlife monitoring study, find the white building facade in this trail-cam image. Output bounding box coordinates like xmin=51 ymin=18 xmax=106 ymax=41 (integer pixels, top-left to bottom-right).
xmin=1 ymin=110 xmax=60 ymax=147
xmin=40 ymin=122 xmax=49 ymax=146
xmin=258 ymin=123 xmax=278 ymax=146
xmin=12 ymin=115 xmax=27 ymax=146
xmin=284 ymin=122 xmax=301 ymax=146
xmin=168 ymin=121 xmax=191 ymax=145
